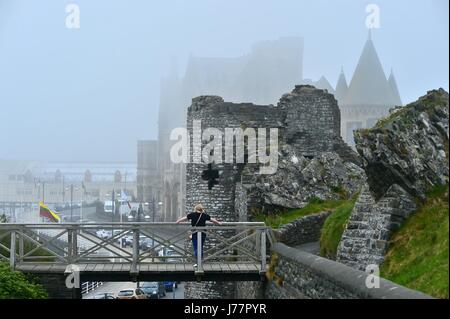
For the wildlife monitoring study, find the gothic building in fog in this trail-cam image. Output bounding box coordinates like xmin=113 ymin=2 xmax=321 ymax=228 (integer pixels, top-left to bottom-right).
xmin=154 ymin=33 xmax=401 ymax=221
xmin=157 ymin=37 xmax=304 ymax=221
xmin=335 ymin=31 xmax=402 ymax=145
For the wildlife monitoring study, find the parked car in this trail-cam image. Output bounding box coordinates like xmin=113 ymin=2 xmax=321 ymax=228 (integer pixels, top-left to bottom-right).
xmin=92 ymin=292 xmax=115 ymax=299
xmin=111 ymin=229 xmax=127 ymax=244
xmin=139 ymin=282 xmax=166 ymax=299
xmin=81 ymin=221 xmax=98 ymax=236
xmin=116 ymin=288 xmax=147 ymax=299
xmin=120 ymin=235 xmax=133 ymax=247
xmin=163 ymin=281 xmax=178 ymax=292
xmin=166 ymin=249 xmax=182 ymax=263
xmin=158 ymin=245 xmax=181 ymax=263
xmin=139 ymin=235 xmax=154 ymax=251
xmin=96 ymin=229 xmax=112 ymax=239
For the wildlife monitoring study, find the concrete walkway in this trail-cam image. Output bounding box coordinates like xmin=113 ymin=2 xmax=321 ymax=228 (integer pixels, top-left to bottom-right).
xmin=294 ymin=241 xmax=320 ymax=255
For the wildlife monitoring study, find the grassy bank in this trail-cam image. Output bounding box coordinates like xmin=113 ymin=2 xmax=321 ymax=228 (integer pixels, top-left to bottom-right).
xmin=253 ymin=197 xmax=349 ymax=229
xmin=319 ymin=197 xmax=357 ymax=259
xmin=380 ymin=184 xmax=449 ymax=299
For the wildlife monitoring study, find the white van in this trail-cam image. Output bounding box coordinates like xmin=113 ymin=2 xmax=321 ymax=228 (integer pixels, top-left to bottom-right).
xmin=104 ymin=201 xmax=114 ymax=214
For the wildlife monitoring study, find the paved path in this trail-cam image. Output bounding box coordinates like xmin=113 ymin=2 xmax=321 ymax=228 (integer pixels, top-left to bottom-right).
xmin=294 ymin=241 xmax=320 ymax=255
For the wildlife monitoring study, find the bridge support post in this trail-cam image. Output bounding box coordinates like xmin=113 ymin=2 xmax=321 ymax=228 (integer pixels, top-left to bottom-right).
xmin=131 ymin=228 xmax=140 ymax=275
xmin=10 ymin=231 xmax=16 ymax=269
xmin=18 ymin=230 xmax=24 ymax=263
xmin=260 ymin=230 xmax=266 ymax=273
xmin=196 ymin=231 xmax=203 ymax=274
xmin=67 ymin=228 xmax=78 ymax=264
xmin=256 ymin=229 xmax=261 ymax=261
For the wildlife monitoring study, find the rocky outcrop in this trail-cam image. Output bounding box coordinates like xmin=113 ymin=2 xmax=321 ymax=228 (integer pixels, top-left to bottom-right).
xmin=242 ymin=147 xmax=365 ymax=211
xmin=337 ymin=89 xmax=449 ymax=271
xmin=354 ymin=88 xmax=449 ymax=200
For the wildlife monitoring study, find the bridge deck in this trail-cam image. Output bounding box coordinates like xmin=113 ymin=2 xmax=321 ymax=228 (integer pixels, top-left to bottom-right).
xmin=15 ymin=262 xmax=265 ymax=282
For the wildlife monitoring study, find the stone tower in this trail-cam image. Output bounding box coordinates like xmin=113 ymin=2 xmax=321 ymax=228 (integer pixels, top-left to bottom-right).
xmin=184 ymin=86 xmax=357 ymax=298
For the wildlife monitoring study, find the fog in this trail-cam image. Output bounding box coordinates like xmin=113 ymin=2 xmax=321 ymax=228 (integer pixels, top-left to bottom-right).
xmin=0 ymin=0 xmax=448 ymax=162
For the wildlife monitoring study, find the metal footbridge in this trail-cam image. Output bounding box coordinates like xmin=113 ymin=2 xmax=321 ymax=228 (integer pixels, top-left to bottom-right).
xmin=0 ymin=222 xmax=273 ymax=282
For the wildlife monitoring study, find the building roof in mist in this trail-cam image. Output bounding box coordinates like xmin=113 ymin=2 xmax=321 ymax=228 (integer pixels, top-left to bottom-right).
xmin=0 ymin=160 xmax=37 ymax=176
xmin=343 ymin=31 xmax=398 ymax=106
xmin=0 ymin=160 xmax=136 ymax=182
xmin=388 ymin=69 xmax=403 ymax=106
xmin=335 ymin=67 xmax=348 ymax=102
xmin=302 ymin=76 xmax=335 ymax=94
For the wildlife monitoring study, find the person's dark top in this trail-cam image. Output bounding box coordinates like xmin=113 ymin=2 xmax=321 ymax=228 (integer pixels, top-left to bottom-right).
xmin=187 ymin=212 xmax=211 ymax=227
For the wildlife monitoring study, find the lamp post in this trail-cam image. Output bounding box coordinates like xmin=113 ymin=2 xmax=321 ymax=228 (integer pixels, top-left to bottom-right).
xmin=70 ymin=184 xmax=73 ymax=222
xmin=111 ymin=188 xmax=115 ymax=223
xmin=80 ymin=186 xmax=84 ymax=224
xmin=152 ymin=197 xmax=156 ymax=223
xmin=62 ymin=176 xmax=65 ymax=204
xmin=66 ymin=184 xmax=79 ymax=222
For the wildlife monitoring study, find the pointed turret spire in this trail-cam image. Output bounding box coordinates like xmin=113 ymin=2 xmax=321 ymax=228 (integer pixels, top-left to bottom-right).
xmin=335 ymin=66 xmax=348 ymax=103
xmin=315 ymin=76 xmax=335 ymax=94
xmin=343 ymin=32 xmax=393 ymax=106
xmin=388 ymin=68 xmax=402 ymax=106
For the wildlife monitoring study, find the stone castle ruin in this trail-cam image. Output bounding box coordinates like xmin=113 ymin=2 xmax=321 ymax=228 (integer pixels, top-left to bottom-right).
xmin=184 ymin=85 xmax=365 ymax=298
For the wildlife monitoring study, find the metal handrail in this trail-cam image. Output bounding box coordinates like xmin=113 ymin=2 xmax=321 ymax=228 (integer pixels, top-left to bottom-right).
xmin=1 ymin=222 xmax=266 ymax=227
xmin=0 ymin=222 xmax=272 ymax=274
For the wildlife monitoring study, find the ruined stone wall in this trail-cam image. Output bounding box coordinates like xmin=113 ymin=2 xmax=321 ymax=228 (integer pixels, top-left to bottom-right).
xmin=273 ymin=211 xmax=331 ymax=247
xmin=235 ymin=182 xmax=248 ymax=222
xmin=184 ymin=87 xmax=360 ymax=298
xmin=278 ymin=85 xmax=341 ymax=157
xmin=184 ymin=96 xmax=283 ymax=299
xmin=30 ymin=273 xmax=81 ymax=299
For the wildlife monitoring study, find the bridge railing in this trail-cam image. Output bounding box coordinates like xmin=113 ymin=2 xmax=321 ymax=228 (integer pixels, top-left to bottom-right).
xmin=0 ymin=222 xmax=272 ymax=274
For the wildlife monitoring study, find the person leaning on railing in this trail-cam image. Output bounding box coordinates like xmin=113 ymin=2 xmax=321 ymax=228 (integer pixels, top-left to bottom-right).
xmin=176 ymin=204 xmax=221 ymax=267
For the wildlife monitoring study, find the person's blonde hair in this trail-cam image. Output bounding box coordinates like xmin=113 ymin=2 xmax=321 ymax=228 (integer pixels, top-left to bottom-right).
xmin=194 ymin=204 xmax=204 ymax=213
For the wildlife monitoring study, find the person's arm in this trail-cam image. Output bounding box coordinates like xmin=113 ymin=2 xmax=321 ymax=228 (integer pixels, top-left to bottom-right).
xmin=176 ymin=216 xmax=188 ymax=224
xmin=210 ymin=218 xmax=222 ymax=225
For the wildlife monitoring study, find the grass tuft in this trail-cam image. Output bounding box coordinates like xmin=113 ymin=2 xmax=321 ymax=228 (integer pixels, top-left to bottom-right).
xmin=254 ymin=198 xmax=349 ymax=229
xmin=380 ymin=184 xmax=449 ymax=299
xmin=319 ymin=197 xmax=357 ymax=259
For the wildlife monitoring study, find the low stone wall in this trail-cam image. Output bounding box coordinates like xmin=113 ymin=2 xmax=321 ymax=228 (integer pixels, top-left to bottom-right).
xmin=33 ymin=273 xmax=81 ymax=299
xmin=273 ymin=211 xmax=331 ymax=246
xmin=185 ymin=281 xmax=236 ymax=299
xmin=236 ymin=281 xmax=265 ymax=299
xmin=266 ymin=243 xmax=433 ymax=299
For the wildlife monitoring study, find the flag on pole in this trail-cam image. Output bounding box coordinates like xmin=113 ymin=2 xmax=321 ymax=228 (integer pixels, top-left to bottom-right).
xmin=39 ymin=202 xmax=61 ymax=223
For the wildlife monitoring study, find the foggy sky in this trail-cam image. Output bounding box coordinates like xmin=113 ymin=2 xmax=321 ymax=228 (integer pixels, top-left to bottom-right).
xmin=0 ymin=0 xmax=448 ymax=162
